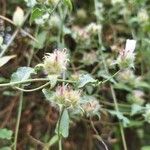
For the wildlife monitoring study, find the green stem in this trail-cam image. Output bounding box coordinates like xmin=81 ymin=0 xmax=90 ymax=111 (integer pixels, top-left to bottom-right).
xmin=14 ymin=82 xmax=50 ymax=92
xmin=14 ymin=91 xmax=23 ymax=150
xmin=94 ymin=0 xmax=127 ymax=149
xmin=110 ymin=86 xmax=127 ymax=150
xmin=59 ymin=138 xmax=62 ymax=150
xmin=0 ymin=78 xmax=76 ymax=87
xmin=57 ymin=107 xmax=65 ymax=150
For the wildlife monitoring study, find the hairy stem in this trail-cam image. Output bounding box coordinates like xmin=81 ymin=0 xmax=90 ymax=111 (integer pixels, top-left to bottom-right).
xmin=14 ymin=91 xmax=23 ymax=150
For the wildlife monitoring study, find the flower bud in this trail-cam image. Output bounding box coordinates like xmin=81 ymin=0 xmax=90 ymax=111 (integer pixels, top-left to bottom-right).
xmin=86 ymin=23 xmax=102 ymax=35
xmin=13 ymin=7 xmax=24 ymax=26
xmin=117 ymin=69 xmax=135 ymax=83
xmin=127 ymin=90 xmax=145 ymax=105
xmin=73 ymin=26 xmax=89 ymax=43
xmin=82 ymin=51 xmax=97 ymax=65
xmin=76 ymin=9 xmax=87 ymax=20
xmin=43 ymin=49 xmax=69 ymax=75
xmin=82 ymin=98 xmax=101 ymax=117
xmin=54 ymin=85 xmax=81 ymax=108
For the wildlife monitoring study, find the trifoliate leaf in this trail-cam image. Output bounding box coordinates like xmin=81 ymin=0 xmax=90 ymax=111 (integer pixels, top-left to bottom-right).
xmin=0 ymin=128 xmax=13 ymax=140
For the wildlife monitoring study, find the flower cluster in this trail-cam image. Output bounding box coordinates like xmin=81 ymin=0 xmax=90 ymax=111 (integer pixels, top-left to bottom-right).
xmin=81 ymin=96 xmax=101 ymax=117
xmin=127 ymin=90 xmax=145 ymax=105
xmin=86 ymin=23 xmax=102 ymax=36
xmin=116 ymin=39 xmax=136 ymax=68
xmin=54 ymin=85 xmax=81 ymax=108
xmin=43 ymin=49 xmax=69 ymax=76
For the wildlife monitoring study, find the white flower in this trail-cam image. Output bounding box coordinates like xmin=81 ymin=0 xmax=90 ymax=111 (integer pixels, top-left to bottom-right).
xmin=43 ymin=49 xmax=69 ymax=75
xmin=125 ymin=39 xmax=136 ymax=53
xmin=13 ymin=7 xmax=24 ymax=26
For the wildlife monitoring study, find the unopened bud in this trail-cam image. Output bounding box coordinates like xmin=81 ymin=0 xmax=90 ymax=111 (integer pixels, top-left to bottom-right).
xmin=13 ymin=7 xmax=24 ymax=26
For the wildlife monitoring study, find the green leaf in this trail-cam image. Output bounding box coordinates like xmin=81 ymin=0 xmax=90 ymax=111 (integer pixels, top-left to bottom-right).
xmin=131 ymin=104 xmax=143 ymax=116
xmin=98 ymin=71 xmax=116 ymax=84
xmin=114 ymin=83 xmax=132 ymax=92
xmin=109 ymin=110 xmax=130 ymax=127
xmin=56 ymin=109 xmax=69 ymax=138
xmin=63 ymin=0 xmax=72 ymax=11
xmin=0 ymin=147 xmax=11 ymax=150
xmin=32 ymin=31 xmax=47 ymax=49
xmin=77 ymin=74 xmax=97 ymax=88
xmin=126 ymin=120 xmax=143 ymax=128
xmin=10 ymin=67 xmax=35 ymax=82
xmin=30 ymin=7 xmax=44 ymax=23
xmin=42 ymin=88 xmax=54 ymax=102
xmin=0 ymin=128 xmax=13 ymax=140
xmin=0 ymin=77 xmax=8 ymax=83
xmin=48 ymin=135 xmax=59 ymax=147
xmin=0 ymin=55 xmax=16 ymax=67
xmin=141 ymin=146 xmax=150 ymax=150
xmin=48 ymin=75 xmax=58 ymax=89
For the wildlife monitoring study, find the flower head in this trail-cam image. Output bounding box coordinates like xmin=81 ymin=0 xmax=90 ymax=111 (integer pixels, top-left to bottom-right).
xmin=54 ymin=85 xmax=81 ymax=108
xmin=82 ymin=97 xmax=101 ymax=117
xmin=116 ymin=39 xmax=136 ymax=68
xmin=86 ymin=23 xmax=102 ymax=35
xmin=127 ymin=90 xmax=145 ymax=105
xmin=43 ymin=49 xmax=69 ymax=75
